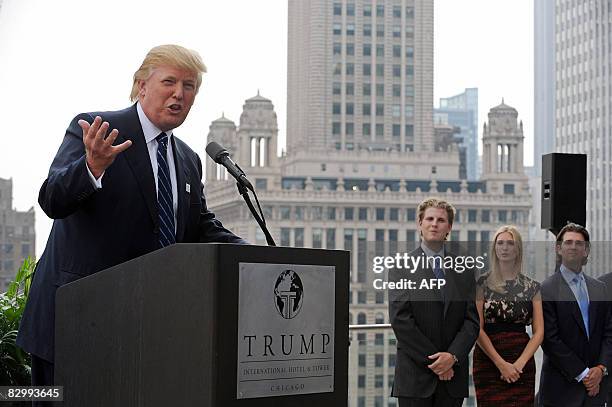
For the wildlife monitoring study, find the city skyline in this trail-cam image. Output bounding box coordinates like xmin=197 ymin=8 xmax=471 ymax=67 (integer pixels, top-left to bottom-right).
xmin=205 ymin=3 xmax=531 ymax=404
xmin=554 ymin=0 xmax=612 ymax=242
xmin=0 ymin=0 xmax=534 ymax=255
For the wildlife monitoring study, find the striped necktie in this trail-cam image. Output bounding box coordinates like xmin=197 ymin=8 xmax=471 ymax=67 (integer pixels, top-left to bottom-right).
xmin=432 ymin=255 xmax=445 ymax=301
xmin=156 ymin=132 xmax=176 ymax=248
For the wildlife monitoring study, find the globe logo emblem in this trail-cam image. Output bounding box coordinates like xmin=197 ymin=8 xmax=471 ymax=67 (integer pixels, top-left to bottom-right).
xmin=274 ymin=269 xmax=304 ymax=319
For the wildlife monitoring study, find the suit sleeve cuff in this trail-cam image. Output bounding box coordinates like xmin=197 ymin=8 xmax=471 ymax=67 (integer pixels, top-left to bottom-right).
xmin=575 ymin=367 xmax=590 ymax=382
xmin=86 ymin=163 xmax=104 ymax=189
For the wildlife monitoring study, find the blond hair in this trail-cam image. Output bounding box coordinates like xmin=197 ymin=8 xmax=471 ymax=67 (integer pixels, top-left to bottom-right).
xmin=130 ymin=44 xmax=207 ymax=102
xmin=486 ymin=225 xmax=524 ymax=293
xmin=417 ymin=198 xmax=456 ymax=225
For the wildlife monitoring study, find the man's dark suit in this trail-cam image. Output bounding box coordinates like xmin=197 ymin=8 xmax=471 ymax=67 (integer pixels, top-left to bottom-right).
xmin=17 ymin=104 xmax=245 ymax=363
xmin=539 ymin=271 xmax=612 ymax=407
xmin=597 ymin=272 xmax=612 ymax=407
xmin=388 ymin=247 xmax=479 ymax=404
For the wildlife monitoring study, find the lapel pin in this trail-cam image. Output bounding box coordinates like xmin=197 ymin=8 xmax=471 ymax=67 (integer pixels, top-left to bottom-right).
xmin=186 ymin=183 xmax=191 ymax=193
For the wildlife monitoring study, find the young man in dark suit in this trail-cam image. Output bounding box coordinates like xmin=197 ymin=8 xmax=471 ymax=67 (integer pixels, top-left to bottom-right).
xmin=389 ymin=198 xmax=479 ymax=407
xmin=597 ymin=270 xmax=612 ymax=406
xmin=17 ymin=45 xmax=246 ymax=389
xmin=539 ymin=223 xmax=612 ymax=407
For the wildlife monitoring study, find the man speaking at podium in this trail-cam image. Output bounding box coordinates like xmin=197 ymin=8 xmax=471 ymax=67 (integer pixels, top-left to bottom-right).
xmin=17 ymin=44 xmax=246 ymax=389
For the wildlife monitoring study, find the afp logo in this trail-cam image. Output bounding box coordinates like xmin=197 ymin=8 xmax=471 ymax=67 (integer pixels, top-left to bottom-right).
xmin=274 ymin=269 xmax=304 ymax=319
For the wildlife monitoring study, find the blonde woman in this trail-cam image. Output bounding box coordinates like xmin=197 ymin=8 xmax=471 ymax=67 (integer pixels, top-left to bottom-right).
xmin=472 ymin=226 xmax=543 ymax=406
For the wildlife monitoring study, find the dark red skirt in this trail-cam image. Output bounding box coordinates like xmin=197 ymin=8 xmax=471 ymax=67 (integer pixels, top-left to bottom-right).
xmin=473 ymin=331 xmax=535 ymax=407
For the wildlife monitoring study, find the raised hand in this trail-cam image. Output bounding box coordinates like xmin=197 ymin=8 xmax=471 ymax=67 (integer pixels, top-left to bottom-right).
xmin=80 ymin=116 xmax=132 ymax=178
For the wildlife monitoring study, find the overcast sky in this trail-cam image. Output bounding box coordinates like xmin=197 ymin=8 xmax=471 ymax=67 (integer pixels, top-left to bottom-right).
xmin=0 ymin=0 xmax=533 ymax=255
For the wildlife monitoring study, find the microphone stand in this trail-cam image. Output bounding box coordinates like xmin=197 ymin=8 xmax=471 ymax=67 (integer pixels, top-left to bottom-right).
xmin=234 ymin=165 xmax=276 ymax=246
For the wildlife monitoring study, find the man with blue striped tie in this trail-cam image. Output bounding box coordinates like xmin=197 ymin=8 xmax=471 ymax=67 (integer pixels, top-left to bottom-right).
xmin=17 ymin=45 xmax=247 ymax=394
xmin=539 ymin=223 xmax=612 ymax=407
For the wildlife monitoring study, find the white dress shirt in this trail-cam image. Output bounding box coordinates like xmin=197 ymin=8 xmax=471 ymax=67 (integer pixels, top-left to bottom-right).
xmin=86 ymin=103 xmax=178 ymax=232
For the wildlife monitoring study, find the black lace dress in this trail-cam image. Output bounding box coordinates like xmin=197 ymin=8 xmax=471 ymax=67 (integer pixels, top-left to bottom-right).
xmin=473 ymin=273 xmax=540 ymax=407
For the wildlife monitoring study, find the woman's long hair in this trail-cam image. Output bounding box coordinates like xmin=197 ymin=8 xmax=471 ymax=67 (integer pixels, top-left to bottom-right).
xmin=486 ymin=225 xmax=524 ymax=294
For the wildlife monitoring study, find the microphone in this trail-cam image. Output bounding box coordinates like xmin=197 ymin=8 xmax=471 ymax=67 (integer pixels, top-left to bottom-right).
xmin=206 ymin=142 xmax=254 ymax=191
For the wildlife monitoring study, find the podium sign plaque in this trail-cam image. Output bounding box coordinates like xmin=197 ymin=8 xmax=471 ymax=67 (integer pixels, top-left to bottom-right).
xmin=237 ymin=263 xmax=335 ymax=399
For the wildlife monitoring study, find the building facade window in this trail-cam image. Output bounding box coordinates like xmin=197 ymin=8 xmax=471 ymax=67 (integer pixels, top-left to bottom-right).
xmin=345 ymin=207 xmax=354 ymax=220
xmin=363 ymin=63 xmax=371 ymax=76
xmin=363 ymin=103 xmax=371 ymax=116
xmin=346 ymin=122 xmax=354 ymax=136
xmin=346 ymin=43 xmax=355 ymax=56
xmin=280 ymin=205 xmax=290 ymax=220
xmin=332 ymin=122 xmax=341 ymax=135
xmin=295 ymin=228 xmax=304 ymax=247
xmin=376 ymin=64 xmax=384 ymax=77
xmin=363 ymin=43 xmax=371 ymax=56
xmin=326 ymin=228 xmax=336 ymax=249
xmin=332 ymin=82 xmax=341 ymax=95
xmin=406 ymin=208 xmax=416 ymax=221
xmin=346 ymin=63 xmax=354 ymax=75
xmin=333 ymin=42 xmax=341 ymax=55
xmin=376 ymin=83 xmax=384 ymax=97
xmin=482 ymin=209 xmax=490 ymax=223
xmin=363 ymin=83 xmax=371 ymax=96
xmin=312 ymin=228 xmax=323 ymax=248
xmin=375 ymin=123 xmax=384 ymax=137
xmin=393 ymin=45 xmax=401 ymax=58
xmin=468 ymin=209 xmax=477 ymax=222
xmin=393 ymin=124 xmax=400 ymax=137
xmin=346 ymin=3 xmax=355 ymax=16
xmin=280 ymin=228 xmax=290 ymax=246
xmin=393 ymin=24 xmax=401 ymax=38
xmin=390 ymin=208 xmax=399 ymax=221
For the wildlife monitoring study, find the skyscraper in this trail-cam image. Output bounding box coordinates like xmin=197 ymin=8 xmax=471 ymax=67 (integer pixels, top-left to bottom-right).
xmin=0 ymin=177 xmax=36 ymax=290
xmin=435 ymin=88 xmax=479 ymax=180
xmin=554 ymin=0 xmax=611 ymax=241
xmin=206 ymin=2 xmax=531 ymax=405
xmin=287 ymin=0 xmax=433 ymax=154
xmin=534 ymin=0 xmax=555 ymax=176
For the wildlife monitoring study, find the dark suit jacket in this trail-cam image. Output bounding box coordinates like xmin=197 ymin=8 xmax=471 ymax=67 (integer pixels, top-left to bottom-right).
xmin=388 ymin=247 xmax=479 ymax=399
xmin=17 ymin=104 xmax=246 ymax=362
xmin=539 ymin=271 xmax=612 ymax=406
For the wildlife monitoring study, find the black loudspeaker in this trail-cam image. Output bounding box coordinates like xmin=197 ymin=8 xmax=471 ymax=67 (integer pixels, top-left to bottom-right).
xmin=541 ymin=153 xmax=587 ymax=234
